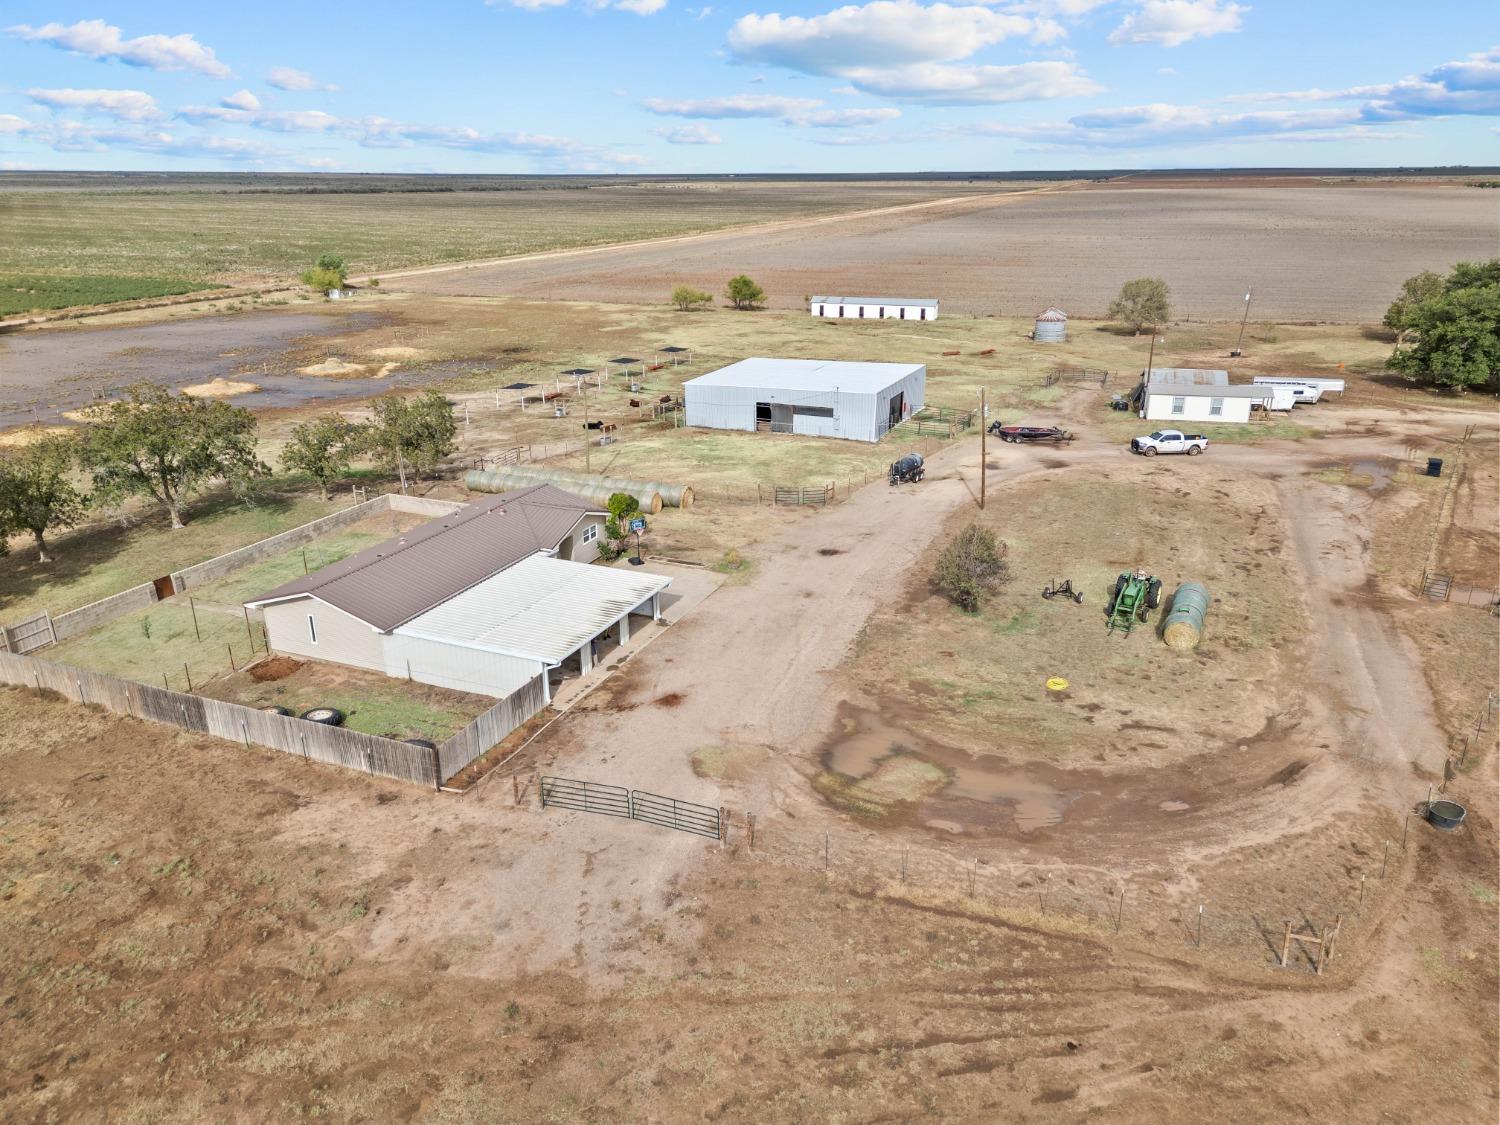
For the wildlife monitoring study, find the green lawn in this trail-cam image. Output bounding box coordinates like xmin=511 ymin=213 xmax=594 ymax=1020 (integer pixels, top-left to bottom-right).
xmin=0 ymin=274 xmax=222 ymax=315
xmin=0 ymin=489 xmax=352 ymax=622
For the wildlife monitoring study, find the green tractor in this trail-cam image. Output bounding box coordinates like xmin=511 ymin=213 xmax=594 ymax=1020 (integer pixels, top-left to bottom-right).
xmin=1106 ymin=569 xmax=1163 ymax=634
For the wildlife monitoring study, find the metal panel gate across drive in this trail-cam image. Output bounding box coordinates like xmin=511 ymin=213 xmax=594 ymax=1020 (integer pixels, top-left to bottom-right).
xmin=541 ymin=776 xmax=722 ymax=840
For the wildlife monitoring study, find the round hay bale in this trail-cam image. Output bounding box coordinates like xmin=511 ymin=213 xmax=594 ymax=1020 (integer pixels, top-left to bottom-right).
xmin=1162 ymin=582 xmax=1210 ymax=649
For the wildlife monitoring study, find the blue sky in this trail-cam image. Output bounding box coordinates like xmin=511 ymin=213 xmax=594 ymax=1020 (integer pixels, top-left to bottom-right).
xmin=0 ymin=2 xmax=1496 ymax=172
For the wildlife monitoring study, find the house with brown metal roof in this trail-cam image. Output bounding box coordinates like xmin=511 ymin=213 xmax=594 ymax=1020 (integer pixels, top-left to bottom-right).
xmin=241 ymin=485 xmax=668 ymax=701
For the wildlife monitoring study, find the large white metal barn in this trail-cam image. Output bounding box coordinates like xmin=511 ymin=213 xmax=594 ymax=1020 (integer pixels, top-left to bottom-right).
xmin=683 ymin=357 xmax=926 ymax=442
xmin=811 ymin=296 xmax=938 ymax=321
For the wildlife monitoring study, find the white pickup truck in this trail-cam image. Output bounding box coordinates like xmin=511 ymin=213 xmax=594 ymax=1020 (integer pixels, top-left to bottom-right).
xmin=1130 ymin=429 xmax=1209 ymax=456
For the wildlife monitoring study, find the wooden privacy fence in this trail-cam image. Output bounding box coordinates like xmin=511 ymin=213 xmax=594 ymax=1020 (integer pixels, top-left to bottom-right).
xmin=0 ymin=650 xmax=441 ymax=786
xmin=540 ymin=775 xmax=724 ymax=840
xmin=437 ymin=675 xmax=548 ymax=781
xmin=0 ymin=612 xmax=56 ymax=654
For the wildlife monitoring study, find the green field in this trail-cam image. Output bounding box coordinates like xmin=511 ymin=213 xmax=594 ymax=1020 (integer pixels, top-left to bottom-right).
xmin=0 ymin=178 xmax=1012 ymax=289
xmin=0 ymin=274 xmax=223 ymax=315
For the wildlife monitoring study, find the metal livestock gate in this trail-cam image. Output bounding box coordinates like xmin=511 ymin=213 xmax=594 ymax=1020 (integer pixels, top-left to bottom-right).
xmin=540 ymin=775 xmax=723 ymax=840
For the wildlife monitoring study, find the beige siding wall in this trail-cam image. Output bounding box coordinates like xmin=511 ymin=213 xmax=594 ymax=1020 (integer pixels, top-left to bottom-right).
xmin=263 ymin=597 xmax=385 ymax=671
xmin=384 ymin=633 xmax=543 ymax=699
xmin=569 ymin=514 xmax=606 ymax=564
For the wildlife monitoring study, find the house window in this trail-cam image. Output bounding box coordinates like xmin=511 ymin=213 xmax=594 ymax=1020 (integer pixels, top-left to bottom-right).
xmin=879 ymin=307 xmax=885 ymax=318
xmin=838 ymin=306 xmax=845 ymax=317
xmin=899 ymin=307 xmax=906 ymax=319
xmin=858 ymin=306 xmax=865 ymax=318
xmin=1171 ymin=396 xmax=1186 ymax=415
xmin=1209 ymin=397 xmax=1224 ymax=417
xmin=582 ymin=524 xmax=599 ymax=543
xmin=307 ymin=614 xmax=317 ymax=644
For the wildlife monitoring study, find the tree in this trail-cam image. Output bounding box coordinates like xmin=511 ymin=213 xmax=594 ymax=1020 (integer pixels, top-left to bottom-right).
xmin=301 ymin=253 xmax=347 ymax=292
xmin=362 ymin=389 xmax=456 ymax=493
xmin=933 ymin=524 xmax=1008 ymax=612
xmin=725 ymin=274 xmax=765 ymax=310
xmin=597 ymin=492 xmax=640 ymax=561
xmin=281 ymin=413 xmax=360 ymax=500
xmin=78 ymin=383 xmax=267 ymax=529
xmin=1108 ymin=277 xmax=1171 ymax=335
xmin=1388 ymin=259 xmax=1500 ymax=392
xmin=671 ymin=285 xmax=713 ymax=311
xmin=0 ymin=434 xmax=87 ymax=562
xmin=1382 ymin=270 xmax=1445 ymax=343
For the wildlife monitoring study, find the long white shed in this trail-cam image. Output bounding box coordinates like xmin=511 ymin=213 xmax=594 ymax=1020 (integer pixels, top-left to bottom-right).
xmin=1140 ymin=383 xmax=1272 ymax=423
xmin=684 ymin=357 xmax=925 ymax=443
xmin=811 ymin=296 xmax=938 ymax=321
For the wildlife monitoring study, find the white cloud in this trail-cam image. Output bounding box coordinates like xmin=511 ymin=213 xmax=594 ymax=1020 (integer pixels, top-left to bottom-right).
xmin=221 ymin=89 xmax=261 ymax=111
xmin=1157 ymin=66 xmax=1177 ymax=76
xmin=615 ymin=0 xmax=669 ymax=12
xmin=1109 ymin=1 xmax=1246 ymax=48
xmin=727 ymin=2 xmax=1097 ymax=105
xmin=0 ymin=114 xmax=31 ymax=135
xmin=8 ymin=19 xmax=231 ymax=77
xmin=1235 ymin=47 xmax=1500 ymax=118
xmin=179 ymin=105 xmax=342 ymax=132
xmin=729 ymin=2 xmax=1035 ymax=74
xmin=643 ymin=94 xmax=823 ymax=118
xmin=266 ymin=66 xmax=338 ymax=92
xmin=26 ymin=88 xmax=162 ymax=123
xmin=965 ymin=102 xmax=1402 ymax=148
xmin=643 ymin=93 xmax=902 ymax=126
xmin=842 ymin=59 xmax=1100 ymax=103
xmin=653 ymin=123 xmax=723 ymax=144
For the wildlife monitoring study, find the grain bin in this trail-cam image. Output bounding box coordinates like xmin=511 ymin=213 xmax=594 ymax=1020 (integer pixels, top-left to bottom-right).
xmin=1162 ymin=582 xmax=1210 ymax=649
xmin=464 ymin=469 xmax=662 ymax=514
xmin=1033 ymin=306 xmax=1068 ymax=343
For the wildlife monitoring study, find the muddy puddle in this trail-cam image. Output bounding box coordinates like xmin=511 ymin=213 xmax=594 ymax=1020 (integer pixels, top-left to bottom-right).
xmin=822 ymin=704 xmax=1080 ymax=832
xmin=0 ymin=306 xmax=458 ymax=428
xmin=1350 ymin=459 xmax=1393 ymax=493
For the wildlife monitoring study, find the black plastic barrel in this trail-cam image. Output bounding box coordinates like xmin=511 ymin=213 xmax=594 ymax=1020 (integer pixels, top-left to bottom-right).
xmin=1426 ymin=799 xmax=1466 ymax=831
xmin=1426 ymin=457 xmax=1444 ymax=478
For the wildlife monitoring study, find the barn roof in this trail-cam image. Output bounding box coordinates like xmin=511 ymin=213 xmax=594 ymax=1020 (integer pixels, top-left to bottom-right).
xmin=244 ymin=484 xmax=604 ymax=631
xmin=811 ymin=296 xmax=939 ymax=307
xmin=685 ymin=357 xmax=924 ymax=395
xmin=1146 ymin=368 xmax=1230 ymax=386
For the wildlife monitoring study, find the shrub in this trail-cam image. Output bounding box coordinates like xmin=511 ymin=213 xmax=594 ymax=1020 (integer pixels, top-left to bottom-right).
xmin=933 ymin=524 xmax=1008 ymax=612
xmin=725 ymin=274 xmax=765 ymax=310
xmin=670 ymin=284 xmax=712 ymax=311
xmin=1108 ymin=277 xmax=1171 ymax=335
xmin=598 ymin=492 xmax=640 ymax=560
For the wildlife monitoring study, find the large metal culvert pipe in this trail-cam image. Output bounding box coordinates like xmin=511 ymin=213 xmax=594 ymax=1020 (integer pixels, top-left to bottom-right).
xmin=464 ymin=469 xmax=663 ymax=514
xmin=1162 ymin=582 xmax=1210 ymax=649
xmin=474 ymin=462 xmax=693 ymax=508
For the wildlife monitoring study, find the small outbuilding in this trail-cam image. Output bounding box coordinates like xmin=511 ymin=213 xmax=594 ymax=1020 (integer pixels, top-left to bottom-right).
xmin=1137 ymin=368 xmax=1271 ymax=423
xmin=683 ymin=357 xmax=925 ymax=442
xmin=811 ymin=296 xmax=938 ymax=321
xmin=1033 ymin=306 xmax=1068 ymax=342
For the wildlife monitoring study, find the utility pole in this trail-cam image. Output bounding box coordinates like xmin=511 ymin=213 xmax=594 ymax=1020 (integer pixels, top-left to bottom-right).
xmin=1145 ymin=324 xmax=1158 ymax=377
xmin=582 ymin=377 xmax=591 ymax=473
xmin=1231 ymin=287 xmax=1253 ymax=357
xmin=979 ymin=386 xmax=987 ymax=511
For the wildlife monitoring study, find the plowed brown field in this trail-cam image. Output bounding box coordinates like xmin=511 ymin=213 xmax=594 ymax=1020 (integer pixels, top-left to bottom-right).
xmin=387 ymin=180 xmax=1495 ymax=323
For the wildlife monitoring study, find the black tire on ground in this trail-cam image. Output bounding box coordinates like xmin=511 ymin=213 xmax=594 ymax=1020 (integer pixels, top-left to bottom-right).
xmin=1143 ymin=447 xmax=1157 ymax=457
xmin=1073 ymin=591 xmax=1085 ymax=604
xmin=300 ymin=707 xmax=345 ymax=726
xmin=261 ymin=705 xmax=291 ymax=716
xmin=1113 ymin=575 xmax=1127 ymax=600
xmin=403 ymin=738 xmax=436 ymax=750
xmin=1186 ymin=445 xmax=1202 ymax=456
xmin=1042 ymin=588 xmax=1054 ymax=599
xmin=1146 ymin=578 xmax=1162 ymax=610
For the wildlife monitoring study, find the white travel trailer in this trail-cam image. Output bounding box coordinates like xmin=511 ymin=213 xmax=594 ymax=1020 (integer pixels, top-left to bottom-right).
xmin=1250 ymin=377 xmax=1325 ymax=402
xmin=1254 ymin=376 xmax=1345 ymax=396
xmin=1255 ymin=383 xmax=1301 ymax=411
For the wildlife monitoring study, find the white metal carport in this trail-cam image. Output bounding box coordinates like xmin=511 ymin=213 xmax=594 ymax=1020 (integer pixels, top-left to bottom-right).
xmin=386 ymin=553 xmax=671 ymax=701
